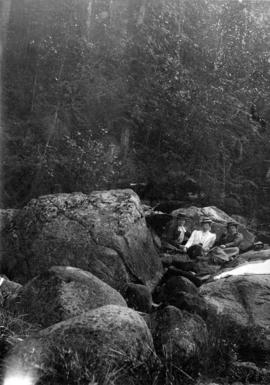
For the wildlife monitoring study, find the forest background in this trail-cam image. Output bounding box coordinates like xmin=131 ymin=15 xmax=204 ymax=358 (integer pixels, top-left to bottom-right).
xmin=1 ymin=0 xmax=270 ymax=225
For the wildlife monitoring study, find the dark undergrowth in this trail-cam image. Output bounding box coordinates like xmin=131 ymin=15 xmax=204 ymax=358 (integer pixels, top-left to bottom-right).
xmin=0 ymin=311 xmax=270 ymax=385
xmin=0 ymin=309 xmax=40 ymax=383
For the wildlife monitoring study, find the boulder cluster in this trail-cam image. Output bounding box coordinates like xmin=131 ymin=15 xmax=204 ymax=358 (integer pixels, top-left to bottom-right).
xmin=0 ymin=189 xmax=270 ymax=385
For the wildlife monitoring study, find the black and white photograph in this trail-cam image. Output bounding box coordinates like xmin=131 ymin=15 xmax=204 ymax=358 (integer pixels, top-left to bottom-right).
xmin=1 ymin=0 xmax=270 ymax=384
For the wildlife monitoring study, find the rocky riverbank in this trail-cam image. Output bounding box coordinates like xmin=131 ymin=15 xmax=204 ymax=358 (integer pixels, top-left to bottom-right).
xmin=0 ymin=189 xmax=270 ymax=385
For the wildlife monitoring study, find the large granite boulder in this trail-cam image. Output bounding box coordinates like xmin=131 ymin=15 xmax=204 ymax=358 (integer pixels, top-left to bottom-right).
xmin=2 ymin=190 xmax=163 ymax=290
xmin=150 ymin=306 xmax=208 ymax=367
xmin=172 ymin=206 xmax=255 ymax=251
xmin=200 ymin=275 xmax=270 ymax=359
xmin=7 ymin=266 xmax=127 ymax=327
xmin=4 ymin=305 xmax=155 ymax=385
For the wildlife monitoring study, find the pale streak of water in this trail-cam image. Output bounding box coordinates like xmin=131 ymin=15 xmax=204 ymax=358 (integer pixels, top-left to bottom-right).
xmin=214 ymin=259 xmax=270 ymax=280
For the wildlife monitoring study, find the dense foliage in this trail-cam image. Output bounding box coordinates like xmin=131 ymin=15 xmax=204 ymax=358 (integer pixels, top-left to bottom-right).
xmin=2 ymin=0 xmax=270 ymax=216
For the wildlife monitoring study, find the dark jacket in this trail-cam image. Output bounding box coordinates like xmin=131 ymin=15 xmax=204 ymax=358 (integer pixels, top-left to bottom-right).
xmin=218 ymin=231 xmax=244 ymax=248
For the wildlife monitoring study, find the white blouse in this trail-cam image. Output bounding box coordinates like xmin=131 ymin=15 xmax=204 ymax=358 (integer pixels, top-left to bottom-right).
xmin=185 ymin=230 xmax=216 ymax=251
xmin=177 ymin=225 xmax=186 ymax=244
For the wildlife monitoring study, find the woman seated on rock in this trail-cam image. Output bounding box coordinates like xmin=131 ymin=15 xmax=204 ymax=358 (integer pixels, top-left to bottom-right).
xmin=219 ymin=221 xmax=243 ymax=249
xmin=208 ymin=221 xmax=244 ymax=265
xmin=164 ymin=214 xmax=190 ymax=248
xmin=179 ymin=217 xmax=216 ymax=259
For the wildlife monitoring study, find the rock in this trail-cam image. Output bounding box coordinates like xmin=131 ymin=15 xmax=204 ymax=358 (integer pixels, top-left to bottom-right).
xmin=162 ymin=275 xmax=198 ymax=296
xmin=228 ymin=361 xmax=270 ymax=383
xmin=146 ymin=212 xmax=172 ymax=237
xmin=0 ymin=276 xmax=22 ymax=306
xmin=173 ymin=292 xmax=209 ymax=319
xmin=150 ymin=306 xmax=208 ymax=367
xmin=139 ymin=312 xmax=152 ymax=330
xmin=172 ymin=206 xmax=255 ymax=251
xmin=7 ymin=266 xmax=127 ymax=327
xmin=156 ymin=276 xmax=208 ymax=318
xmin=231 ymin=215 xmax=248 ymax=226
xmin=5 ymin=305 xmax=155 ymax=385
xmin=195 ymin=262 xmax=222 ymax=277
xmin=234 ymin=249 xmax=270 ymax=266
xmin=150 ymin=229 xmax=162 ymax=249
xmin=3 ymin=190 xmax=163 ymax=290
xmin=123 ymin=283 xmax=152 ymax=313
xmin=200 ymin=275 xmax=270 ymax=359
xmin=214 ymin=260 xmax=270 ymax=282
xmin=209 ymin=250 xmax=270 ymax=279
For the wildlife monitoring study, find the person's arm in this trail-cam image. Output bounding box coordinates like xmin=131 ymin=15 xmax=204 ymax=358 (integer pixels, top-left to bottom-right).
xmin=185 ymin=230 xmax=196 ymax=250
xmin=225 ymin=233 xmax=243 ymax=248
xmin=177 ymin=227 xmax=185 ymax=244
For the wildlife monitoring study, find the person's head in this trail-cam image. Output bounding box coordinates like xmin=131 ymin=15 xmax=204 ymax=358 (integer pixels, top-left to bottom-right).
xmin=227 ymin=222 xmax=238 ymax=234
xmin=177 ymin=214 xmax=186 ymax=226
xmin=200 ymin=217 xmax=212 ymax=232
